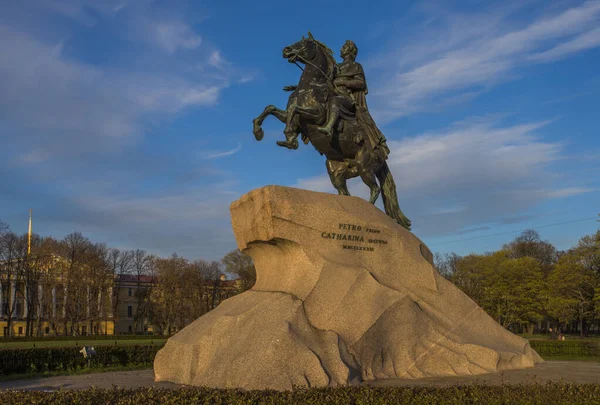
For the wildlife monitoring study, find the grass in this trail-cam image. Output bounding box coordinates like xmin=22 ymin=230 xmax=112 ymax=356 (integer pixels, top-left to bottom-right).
xmin=0 ymin=339 xmax=166 ymax=349
xmin=0 ymin=363 xmax=152 ymax=382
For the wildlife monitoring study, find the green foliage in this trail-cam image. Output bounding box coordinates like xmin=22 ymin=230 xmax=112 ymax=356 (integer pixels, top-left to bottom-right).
xmin=2 ymin=383 xmax=600 ymax=405
xmin=452 ymin=251 xmax=547 ymax=328
xmin=447 ymin=228 xmax=600 ymax=334
xmin=548 ymin=252 xmax=597 ymax=325
xmin=529 ymin=339 xmax=600 ymax=357
xmin=502 ymin=229 xmax=558 ymax=273
xmin=0 ymin=344 xmax=162 ymax=375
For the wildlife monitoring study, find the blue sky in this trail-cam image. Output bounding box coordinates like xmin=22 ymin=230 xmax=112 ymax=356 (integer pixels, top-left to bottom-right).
xmin=1 ymin=0 xmax=599 ymax=261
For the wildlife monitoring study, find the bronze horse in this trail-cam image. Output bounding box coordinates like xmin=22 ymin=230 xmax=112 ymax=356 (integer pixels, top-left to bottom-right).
xmin=252 ymin=33 xmax=411 ymax=230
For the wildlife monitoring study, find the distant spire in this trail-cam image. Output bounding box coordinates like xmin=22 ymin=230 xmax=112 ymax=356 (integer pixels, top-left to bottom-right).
xmin=28 ymin=209 xmax=32 ymax=256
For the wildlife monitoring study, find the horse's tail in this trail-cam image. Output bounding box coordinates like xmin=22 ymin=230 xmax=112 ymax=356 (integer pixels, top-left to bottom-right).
xmin=376 ymin=162 xmax=412 ymax=230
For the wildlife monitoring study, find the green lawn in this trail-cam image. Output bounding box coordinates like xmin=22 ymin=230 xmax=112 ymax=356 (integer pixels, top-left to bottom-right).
xmin=0 ymin=339 xmax=166 ymax=349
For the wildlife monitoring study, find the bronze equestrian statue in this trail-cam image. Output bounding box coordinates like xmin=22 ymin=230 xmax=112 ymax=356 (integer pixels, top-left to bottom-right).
xmin=252 ymin=32 xmax=411 ymax=230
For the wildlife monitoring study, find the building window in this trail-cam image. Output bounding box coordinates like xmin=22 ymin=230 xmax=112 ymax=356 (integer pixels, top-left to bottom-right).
xmin=128 ymin=288 xmax=133 ymax=297
xmin=127 ymin=304 xmax=133 ymax=318
xmin=128 ymin=325 xmax=132 ymax=333
xmin=18 ymin=326 xmax=23 ymax=335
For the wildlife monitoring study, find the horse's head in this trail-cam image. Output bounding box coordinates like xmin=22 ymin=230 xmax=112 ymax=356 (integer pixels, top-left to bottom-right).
xmin=282 ymin=32 xmax=337 ymax=84
xmin=282 ymin=31 xmax=319 ymax=64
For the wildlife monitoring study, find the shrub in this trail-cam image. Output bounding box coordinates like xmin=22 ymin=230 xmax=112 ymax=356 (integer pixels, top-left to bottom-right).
xmin=529 ymin=340 xmax=600 ymax=357
xmin=0 ymin=344 xmax=163 ymax=375
xmin=0 ymin=334 xmax=163 ymax=343
xmin=1 ymin=383 xmax=600 ymax=405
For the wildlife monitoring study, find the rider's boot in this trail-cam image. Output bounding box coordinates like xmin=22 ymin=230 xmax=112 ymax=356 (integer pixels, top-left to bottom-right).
xmin=318 ymin=105 xmax=340 ymax=136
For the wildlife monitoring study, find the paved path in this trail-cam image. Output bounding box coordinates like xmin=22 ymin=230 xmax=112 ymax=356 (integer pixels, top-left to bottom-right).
xmin=365 ymin=361 xmax=600 ymax=387
xmin=0 ymin=361 xmax=598 ymax=391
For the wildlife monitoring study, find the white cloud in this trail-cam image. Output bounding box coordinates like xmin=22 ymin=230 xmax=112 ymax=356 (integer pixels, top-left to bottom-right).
xmin=292 ymin=116 xmax=575 ymax=237
xmin=0 ymin=24 xmax=228 ymax=161
xmin=134 ymin=82 xmax=221 ymax=111
xmin=154 ymin=21 xmax=202 ymax=53
xmin=68 ymin=186 xmax=241 ymax=259
xmin=203 ymin=143 xmax=243 ymax=160
xmin=369 ymin=1 xmax=600 ymax=121
xmin=529 ymin=27 xmax=600 ymax=62
xmin=208 ymin=50 xmax=229 ymax=70
xmin=39 ymin=0 xmax=125 ymax=26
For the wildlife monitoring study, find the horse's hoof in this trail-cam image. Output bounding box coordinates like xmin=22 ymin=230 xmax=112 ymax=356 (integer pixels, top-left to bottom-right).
xmin=253 ymin=127 xmax=264 ymax=141
xmin=277 ymin=140 xmax=298 ymax=150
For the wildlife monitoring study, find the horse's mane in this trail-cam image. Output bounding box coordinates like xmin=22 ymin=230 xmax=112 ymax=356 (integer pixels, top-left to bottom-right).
xmin=313 ymin=39 xmax=337 ymax=78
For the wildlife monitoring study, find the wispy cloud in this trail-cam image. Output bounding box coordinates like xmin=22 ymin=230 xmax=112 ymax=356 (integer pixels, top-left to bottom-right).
xmin=0 ymin=0 xmax=250 ymax=163
xmin=153 ymin=20 xmax=202 ymax=53
xmin=543 ymin=187 xmax=595 ymax=198
xmin=292 ymin=116 xmax=581 ymax=237
xmin=368 ymin=1 xmax=600 ymax=122
xmin=39 ymin=0 xmax=125 ymax=26
xmin=529 ymin=26 xmax=600 ymax=62
xmin=542 ymin=90 xmax=594 ymax=105
xmin=202 ymin=143 xmax=243 ymax=159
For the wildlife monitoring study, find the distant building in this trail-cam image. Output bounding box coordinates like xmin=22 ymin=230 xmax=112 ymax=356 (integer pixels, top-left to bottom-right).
xmin=1 ymin=264 xmax=241 ymax=337
xmin=113 ymin=274 xmax=156 ymax=335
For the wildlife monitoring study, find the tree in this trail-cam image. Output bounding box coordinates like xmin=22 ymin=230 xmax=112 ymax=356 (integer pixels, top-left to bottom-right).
xmin=451 ymin=253 xmax=490 ymax=305
xmin=108 ymin=248 xmax=132 ymax=333
xmin=0 ymin=220 xmax=8 ymax=236
xmin=82 ymin=243 xmax=114 ymax=336
xmin=222 ymin=249 xmax=256 ymax=291
xmin=22 ymin=233 xmax=46 ymax=336
xmin=34 ymin=237 xmax=63 ymax=336
xmin=59 ymin=232 xmax=93 ymax=335
xmin=571 ymin=231 xmax=600 ymax=277
xmin=548 ymin=252 xmax=597 ymax=337
xmin=150 ymin=254 xmax=188 ymax=335
xmin=0 ymin=232 xmax=29 ymax=337
xmin=434 ymin=252 xmax=461 ymax=280
xmin=131 ymin=249 xmax=154 ymax=333
xmin=502 ymin=230 xmax=558 ymax=274
xmin=484 ymin=255 xmax=547 ymax=330
xmin=451 ymin=251 xmax=547 ymax=332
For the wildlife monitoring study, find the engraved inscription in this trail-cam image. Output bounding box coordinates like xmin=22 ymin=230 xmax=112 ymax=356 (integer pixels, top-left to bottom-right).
xmin=343 ymin=244 xmax=374 ymax=251
xmin=319 ymin=223 xmax=388 ymax=252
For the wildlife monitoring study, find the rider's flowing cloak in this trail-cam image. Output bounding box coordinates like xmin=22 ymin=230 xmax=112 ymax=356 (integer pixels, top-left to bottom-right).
xmin=341 ymin=62 xmax=390 ymax=161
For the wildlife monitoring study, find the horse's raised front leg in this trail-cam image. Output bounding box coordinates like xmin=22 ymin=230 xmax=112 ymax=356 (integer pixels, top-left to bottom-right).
xmin=278 ymin=104 xmax=301 ymax=149
xmin=252 ymin=105 xmax=287 ymax=141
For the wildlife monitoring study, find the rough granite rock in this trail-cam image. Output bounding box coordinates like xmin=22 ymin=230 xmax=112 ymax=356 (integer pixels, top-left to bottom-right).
xmin=154 ymin=185 xmax=543 ymax=390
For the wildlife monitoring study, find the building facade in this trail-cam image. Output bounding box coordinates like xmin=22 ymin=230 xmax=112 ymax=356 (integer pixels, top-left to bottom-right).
xmin=1 ymin=271 xmax=241 ymax=337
